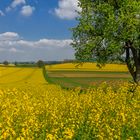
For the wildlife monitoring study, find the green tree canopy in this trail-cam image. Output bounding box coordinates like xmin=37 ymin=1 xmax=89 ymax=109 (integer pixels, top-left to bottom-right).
xmin=72 ymin=0 xmax=140 ymax=83
xmin=36 ymin=60 xmax=45 ymax=68
xmin=3 ymin=60 xmax=9 ymax=66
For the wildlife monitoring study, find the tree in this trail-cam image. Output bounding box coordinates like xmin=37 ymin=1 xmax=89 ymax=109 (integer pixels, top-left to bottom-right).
xmin=36 ymin=60 xmax=45 ymax=68
xmin=72 ymin=0 xmax=140 ymax=83
xmin=14 ymin=61 xmax=18 ymax=66
xmin=3 ymin=60 xmax=9 ymax=66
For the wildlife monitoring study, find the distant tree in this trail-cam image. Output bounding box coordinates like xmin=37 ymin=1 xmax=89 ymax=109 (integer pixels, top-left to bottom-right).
xmin=72 ymin=0 xmax=140 ymax=83
xmin=36 ymin=60 xmax=45 ymax=68
xmin=3 ymin=60 xmax=9 ymax=66
xmin=14 ymin=61 xmax=18 ymax=66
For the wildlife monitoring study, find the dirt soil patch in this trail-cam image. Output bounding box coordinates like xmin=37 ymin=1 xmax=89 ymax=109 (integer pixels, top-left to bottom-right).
xmin=48 ymin=73 xmax=131 ymax=78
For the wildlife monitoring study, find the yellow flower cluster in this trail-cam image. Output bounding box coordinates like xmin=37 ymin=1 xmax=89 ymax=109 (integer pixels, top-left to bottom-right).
xmin=46 ymin=63 xmax=128 ymax=72
xmin=0 ymin=83 xmax=140 ymax=139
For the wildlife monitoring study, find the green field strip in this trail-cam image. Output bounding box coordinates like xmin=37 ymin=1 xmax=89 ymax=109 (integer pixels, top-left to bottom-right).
xmin=48 ymin=73 xmax=131 ymax=78
xmin=47 ymin=76 xmax=82 ymax=86
xmin=47 ymin=76 xmax=132 ymax=88
xmin=72 ymin=77 xmax=131 ymax=85
xmin=61 ymin=77 xmax=131 ymax=84
xmin=49 ymin=78 xmax=81 ymax=88
xmin=73 ymin=77 xmax=131 ymax=81
xmin=42 ymin=67 xmax=55 ymax=84
xmin=47 ymin=69 xmax=131 ymax=88
xmin=47 ymin=72 xmax=85 ymax=86
xmin=52 ymin=78 xmax=89 ymax=88
xmin=49 ymin=77 xmax=91 ymax=88
xmin=48 ymin=70 xmax=130 ymax=74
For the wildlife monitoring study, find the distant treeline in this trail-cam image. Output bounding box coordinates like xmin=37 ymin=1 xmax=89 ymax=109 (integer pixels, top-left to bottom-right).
xmin=0 ymin=59 xmax=126 ymax=67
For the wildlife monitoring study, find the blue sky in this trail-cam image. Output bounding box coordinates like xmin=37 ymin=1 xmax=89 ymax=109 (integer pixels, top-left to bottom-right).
xmin=0 ymin=0 xmax=80 ymax=61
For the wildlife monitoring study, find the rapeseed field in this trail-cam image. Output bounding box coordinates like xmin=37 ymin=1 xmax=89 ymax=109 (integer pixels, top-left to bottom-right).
xmin=0 ymin=83 xmax=140 ymax=139
xmin=46 ymin=63 xmax=128 ymax=72
xmin=0 ymin=66 xmax=139 ymax=139
xmin=0 ymin=67 xmax=46 ymax=87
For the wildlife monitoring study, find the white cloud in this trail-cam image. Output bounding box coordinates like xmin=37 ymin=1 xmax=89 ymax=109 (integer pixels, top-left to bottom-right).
xmin=0 ymin=10 xmax=5 ymax=16
xmin=5 ymin=7 xmax=11 ymax=12
xmin=5 ymin=0 xmax=26 ymax=13
xmin=15 ymin=39 xmax=72 ymax=49
xmin=0 ymin=32 xmax=20 ymax=41
xmin=11 ymin=0 xmax=26 ymax=8
xmin=20 ymin=5 xmax=35 ymax=17
xmin=9 ymin=47 xmax=24 ymax=53
xmin=55 ymin=0 xmax=81 ymax=20
xmin=0 ymin=32 xmax=74 ymax=61
xmin=35 ymin=39 xmax=72 ymax=48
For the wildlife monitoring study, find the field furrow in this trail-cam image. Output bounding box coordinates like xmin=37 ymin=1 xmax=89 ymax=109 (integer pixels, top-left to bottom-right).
xmin=0 ymin=67 xmax=46 ymax=87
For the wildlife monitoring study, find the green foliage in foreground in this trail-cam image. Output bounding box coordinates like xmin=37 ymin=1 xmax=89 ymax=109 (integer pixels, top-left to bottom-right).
xmin=72 ymin=0 xmax=140 ymax=82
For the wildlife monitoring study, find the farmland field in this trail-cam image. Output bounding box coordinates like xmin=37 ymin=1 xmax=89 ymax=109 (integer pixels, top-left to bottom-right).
xmin=46 ymin=63 xmax=132 ymax=88
xmin=0 ymin=66 xmax=47 ymax=87
xmin=0 ymin=65 xmax=140 ymax=139
xmin=46 ymin=62 xmax=128 ymax=71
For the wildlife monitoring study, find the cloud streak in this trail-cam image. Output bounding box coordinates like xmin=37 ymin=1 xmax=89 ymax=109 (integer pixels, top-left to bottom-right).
xmin=0 ymin=10 xmax=5 ymax=16
xmin=0 ymin=32 xmax=74 ymax=61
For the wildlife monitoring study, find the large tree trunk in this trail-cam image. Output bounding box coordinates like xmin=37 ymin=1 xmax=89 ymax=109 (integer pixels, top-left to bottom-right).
xmin=125 ymin=41 xmax=140 ymax=84
xmin=135 ymin=64 xmax=140 ymax=83
xmin=132 ymin=49 xmax=140 ymax=84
